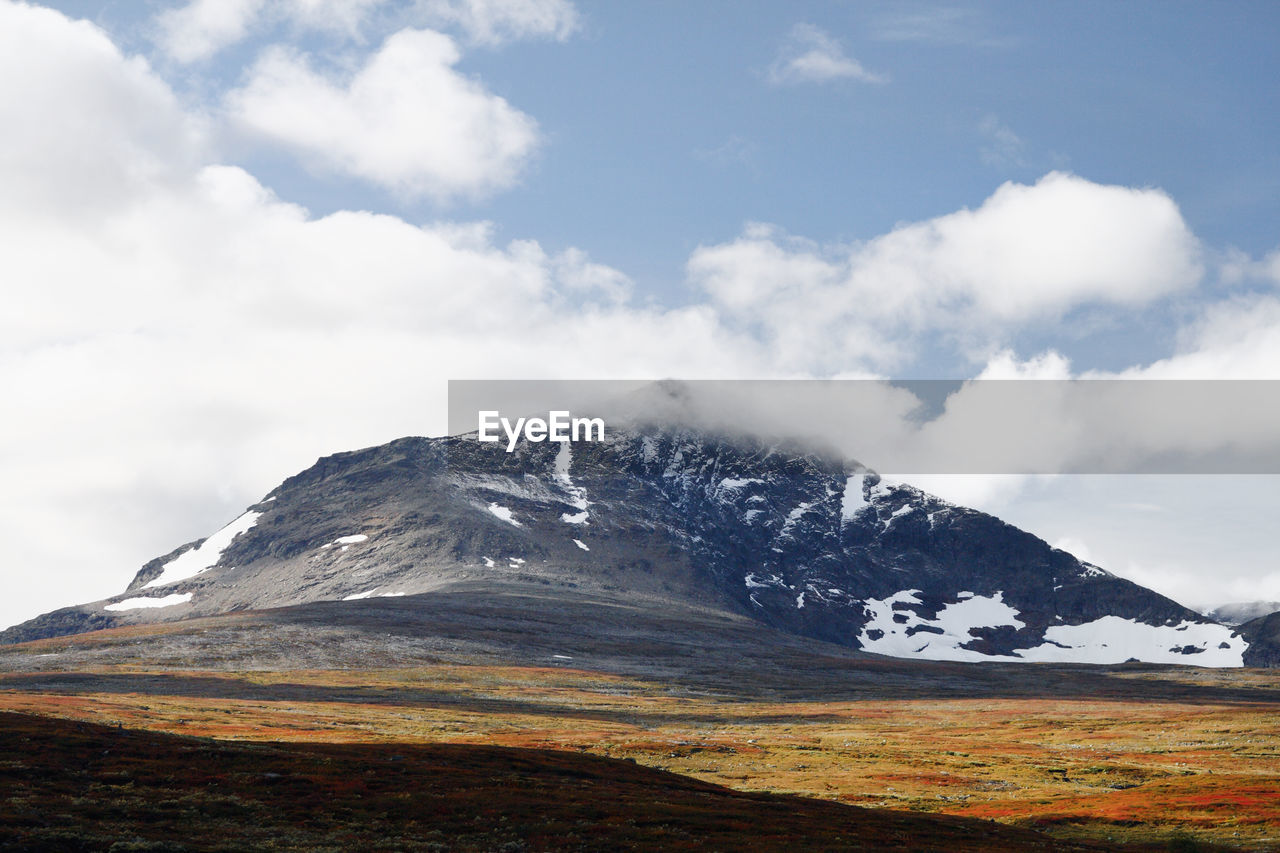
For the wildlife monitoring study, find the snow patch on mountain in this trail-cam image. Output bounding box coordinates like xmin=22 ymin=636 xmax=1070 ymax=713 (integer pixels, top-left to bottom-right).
xmin=883 ymin=503 xmax=915 ymax=529
xmin=334 ymin=534 xmax=368 ymax=545
xmin=745 ymin=573 xmax=784 ymax=590
xmin=143 ymin=510 xmax=262 ymax=589
xmin=487 ymin=503 xmax=521 ymax=527
xmin=858 ymin=590 xmax=1027 ymax=663
xmin=841 ymin=472 xmax=870 ymax=521
xmin=719 ymin=477 xmax=764 ymax=494
xmin=454 ymin=473 xmax=559 ymax=503
xmin=105 ymin=593 xmax=193 ymax=611
xmin=1016 ymin=617 xmax=1246 ymax=667
xmin=555 ymin=443 xmax=591 ymax=525
xmin=842 ymin=469 xmax=891 ymax=523
xmin=573 ymin=538 xmax=589 ymax=551
xmin=855 ymin=591 xmax=1249 ymax=668
xmin=342 ymin=589 xmax=407 ymax=601
xmin=781 ymin=501 xmax=814 ymax=535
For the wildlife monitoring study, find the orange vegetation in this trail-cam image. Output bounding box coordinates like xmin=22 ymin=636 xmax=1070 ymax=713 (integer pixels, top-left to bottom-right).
xmin=1 ymin=661 xmax=1277 ymax=849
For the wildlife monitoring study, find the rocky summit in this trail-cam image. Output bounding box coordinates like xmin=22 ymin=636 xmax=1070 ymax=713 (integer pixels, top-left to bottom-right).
xmin=2 ymin=426 xmax=1261 ymax=666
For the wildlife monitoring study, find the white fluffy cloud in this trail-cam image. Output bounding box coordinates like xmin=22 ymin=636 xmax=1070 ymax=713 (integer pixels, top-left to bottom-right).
xmin=0 ymin=1 xmax=759 ymax=627
xmin=154 ymin=0 xmax=266 ymax=63
xmin=0 ymin=2 xmax=206 ymax=217
xmin=768 ymin=23 xmax=886 ymax=85
xmin=1110 ymin=295 xmax=1280 ymax=379
xmin=978 ymin=350 xmax=1072 ymax=379
xmin=156 ymin=0 xmax=574 ymax=200
xmin=4 ymin=1 xmax=1279 ymax=629
xmin=225 ymin=28 xmax=540 ymax=200
xmin=689 ymin=172 xmax=1203 ymax=371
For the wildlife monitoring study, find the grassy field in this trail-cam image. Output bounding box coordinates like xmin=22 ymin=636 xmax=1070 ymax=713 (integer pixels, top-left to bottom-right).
xmin=1 ymin=654 xmax=1276 ymax=850
xmin=9 ymin=709 xmax=1140 ymax=852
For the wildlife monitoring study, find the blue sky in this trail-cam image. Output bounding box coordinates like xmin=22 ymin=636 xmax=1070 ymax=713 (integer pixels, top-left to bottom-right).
xmin=49 ymin=2 xmax=1280 ymax=284
xmin=3 ymin=0 xmax=1280 ymax=627
xmin=53 ymin=0 xmax=1278 ymax=375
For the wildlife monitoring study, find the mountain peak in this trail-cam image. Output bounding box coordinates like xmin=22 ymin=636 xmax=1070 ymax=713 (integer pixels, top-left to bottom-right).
xmin=1 ymin=428 xmax=1258 ymax=666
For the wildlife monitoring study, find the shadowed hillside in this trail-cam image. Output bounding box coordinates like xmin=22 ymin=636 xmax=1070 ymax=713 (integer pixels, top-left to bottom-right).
xmin=0 ymin=711 xmax=1130 ymax=852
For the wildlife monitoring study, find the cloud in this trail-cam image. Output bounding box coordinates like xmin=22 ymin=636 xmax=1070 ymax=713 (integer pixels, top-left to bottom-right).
xmin=978 ymin=115 xmax=1026 ymax=168
xmin=1219 ymin=246 xmax=1280 ymax=288
xmin=688 ymin=172 xmax=1203 ymax=371
xmin=154 ymin=0 xmax=265 ymax=63
xmin=225 ymin=28 xmax=540 ymax=201
xmin=976 ymin=473 xmax=1280 ymax=613
xmin=1106 ymin=295 xmax=1280 ymax=379
xmin=1050 ymin=536 xmax=1096 ymax=565
xmin=154 ymin=0 xmax=389 ymax=62
xmin=417 ymin=0 xmax=579 ymax=46
xmin=977 ymin=350 xmax=1072 ymax=380
xmin=694 ymin=134 xmax=757 ymax=170
xmin=3 ymin=1 xmax=1277 ymax=631
xmin=280 ymin=0 xmax=390 ymax=32
xmin=895 ymin=475 xmax=1046 ymax=511
xmin=553 ymin=247 xmax=633 ymax=304
xmin=0 ymin=1 xmax=206 ymax=217
xmin=768 ymin=23 xmax=886 ymax=85
xmin=870 ymin=7 xmax=1014 ymax=48
xmin=153 ymin=0 xmax=580 ymax=61
xmin=0 ymin=0 xmax=762 ymax=628
xmin=1115 ymin=559 xmax=1280 ymax=612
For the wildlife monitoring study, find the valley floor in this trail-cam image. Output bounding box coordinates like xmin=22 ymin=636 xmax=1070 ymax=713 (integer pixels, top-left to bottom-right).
xmin=0 ymin=710 xmax=1129 ymax=852
xmin=1 ymin=596 xmax=1277 ymax=850
xmin=1 ymin=672 xmax=1276 ymax=849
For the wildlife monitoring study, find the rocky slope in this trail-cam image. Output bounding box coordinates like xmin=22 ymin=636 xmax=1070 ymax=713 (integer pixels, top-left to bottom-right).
xmin=1239 ymin=610 xmax=1280 ymax=668
xmin=0 ymin=427 xmax=1253 ymax=666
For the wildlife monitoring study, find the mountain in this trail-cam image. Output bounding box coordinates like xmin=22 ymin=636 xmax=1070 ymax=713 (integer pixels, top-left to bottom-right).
xmin=1205 ymin=601 xmax=1280 ymax=626
xmin=1238 ymin=611 xmax=1280 ymax=668
xmin=0 ymin=426 xmax=1255 ymax=666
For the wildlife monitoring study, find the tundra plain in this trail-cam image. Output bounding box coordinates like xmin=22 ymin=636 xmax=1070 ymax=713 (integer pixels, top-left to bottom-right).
xmin=1 ymin=593 xmax=1276 ymax=850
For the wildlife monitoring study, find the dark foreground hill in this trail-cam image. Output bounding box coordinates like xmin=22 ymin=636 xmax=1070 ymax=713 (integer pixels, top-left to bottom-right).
xmin=0 ymin=711 xmax=1137 ymax=852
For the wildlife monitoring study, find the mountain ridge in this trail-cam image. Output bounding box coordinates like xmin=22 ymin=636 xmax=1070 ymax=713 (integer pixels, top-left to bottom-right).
xmin=2 ymin=426 xmax=1259 ymax=666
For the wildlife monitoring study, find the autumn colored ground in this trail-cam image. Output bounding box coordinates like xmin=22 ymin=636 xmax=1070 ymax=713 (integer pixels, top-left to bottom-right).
xmin=1 ymin=658 xmax=1276 ymax=850
xmin=5 ymin=710 xmax=1133 ymax=852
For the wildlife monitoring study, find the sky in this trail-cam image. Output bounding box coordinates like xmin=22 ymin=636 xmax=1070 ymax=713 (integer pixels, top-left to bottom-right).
xmin=3 ymin=0 xmax=1280 ymax=629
